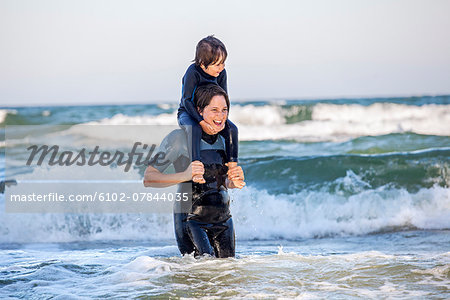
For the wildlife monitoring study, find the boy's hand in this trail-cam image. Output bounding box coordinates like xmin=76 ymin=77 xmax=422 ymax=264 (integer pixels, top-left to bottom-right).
xmin=189 ymin=160 xmax=205 ymax=184
xmin=226 ymin=162 xmax=246 ymax=189
xmin=199 ymin=120 xmax=216 ymax=135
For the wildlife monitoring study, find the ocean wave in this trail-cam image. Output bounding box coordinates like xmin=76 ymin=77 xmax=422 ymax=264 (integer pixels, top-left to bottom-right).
xmin=0 ymin=109 xmax=18 ymax=125
xmin=230 ymin=104 xmax=286 ymax=125
xmin=0 ymin=155 xmax=448 ymax=243
xmin=239 ymin=133 xmax=450 ymax=158
xmin=0 ymin=183 xmax=448 ymax=243
xmin=242 ymin=149 xmax=450 ymax=194
xmin=84 ymin=112 xmax=178 ymax=126
xmin=312 ymin=103 xmax=448 ymax=123
xmin=74 ymin=103 xmax=450 ymax=142
xmin=0 ymin=108 xmax=60 ymax=126
xmin=235 ymin=103 xmax=450 ymax=141
xmin=232 ymin=184 xmax=450 ymax=239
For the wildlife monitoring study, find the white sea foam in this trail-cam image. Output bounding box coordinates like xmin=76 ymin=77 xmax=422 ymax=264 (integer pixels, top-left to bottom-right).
xmin=1 ymin=176 xmax=448 ymax=243
xmin=229 ymin=104 xmax=285 ymax=125
xmin=0 ymin=163 xmax=175 ymax=243
xmin=69 ymin=103 xmax=450 ymax=142
xmin=86 ymin=112 xmax=178 ymax=126
xmin=2 ymin=245 xmax=444 ymax=299
xmin=234 ymin=103 xmax=450 ymax=141
xmin=123 ymin=256 xmax=173 ymax=274
xmin=63 ymin=123 xmax=178 ymax=146
xmin=157 ymin=103 xmax=178 ymax=110
xmin=231 ymin=183 xmax=450 ymax=240
xmin=2 ymin=138 xmax=448 ymax=243
xmin=412 ymin=264 xmax=450 ymax=280
xmin=50 ymin=113 xmax=180 ymax=145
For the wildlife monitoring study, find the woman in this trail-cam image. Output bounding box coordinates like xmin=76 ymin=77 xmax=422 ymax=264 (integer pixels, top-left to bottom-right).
xmin=143 ymin=84 xmax=245 ymax=258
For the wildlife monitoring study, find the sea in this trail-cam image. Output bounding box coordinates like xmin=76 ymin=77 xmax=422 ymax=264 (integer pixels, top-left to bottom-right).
xmin=1 ymin=95 xmax=449 ymax=299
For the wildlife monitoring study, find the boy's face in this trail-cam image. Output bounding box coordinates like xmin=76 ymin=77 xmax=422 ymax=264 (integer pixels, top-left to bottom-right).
xmin=201 ymin=57 xmax=225 ymax=77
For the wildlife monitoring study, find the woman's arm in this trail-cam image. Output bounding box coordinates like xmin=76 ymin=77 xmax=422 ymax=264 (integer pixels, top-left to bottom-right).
xmin=143 ymin=161 xmax=205 ymax=188
xmin=226 ymin=164 xmax=246 ymax=189
xmin=143 ymin=165 xmax=189 ymax=188
xmin=226 ymin=178 xmax=245 ymax=189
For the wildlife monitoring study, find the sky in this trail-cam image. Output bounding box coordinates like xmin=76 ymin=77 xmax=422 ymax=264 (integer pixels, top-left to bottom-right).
xmin=1 ymin=0 xmax=449 ymax=106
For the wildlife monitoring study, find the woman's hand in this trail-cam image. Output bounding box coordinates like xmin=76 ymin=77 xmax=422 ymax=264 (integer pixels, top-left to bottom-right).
xmin=199 ymin=120 xmax=217 ymax=135
xmin=187 ymin=160 xmax=206 ymax=184
xmin=226 ymin=162 xmax=246 ymax=189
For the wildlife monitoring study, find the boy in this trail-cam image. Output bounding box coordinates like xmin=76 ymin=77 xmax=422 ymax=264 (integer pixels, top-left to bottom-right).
xmin=177 ymin=35 xmax=238 ymax=183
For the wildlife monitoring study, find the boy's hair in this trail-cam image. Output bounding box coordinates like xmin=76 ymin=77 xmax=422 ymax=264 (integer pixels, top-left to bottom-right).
xmin=195 ymin=84 xmax=230 ymax=113
xmin=194 ymin=35 xmax=227 ymax=68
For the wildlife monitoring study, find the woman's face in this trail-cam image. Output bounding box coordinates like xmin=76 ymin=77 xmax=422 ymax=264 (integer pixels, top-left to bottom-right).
xmin=199 ymin=95 xmax=228 ymax=133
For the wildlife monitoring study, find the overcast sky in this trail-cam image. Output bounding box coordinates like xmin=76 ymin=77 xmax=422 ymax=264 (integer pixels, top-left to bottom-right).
xmin=1 ymin=0 xmax=449 ymax=106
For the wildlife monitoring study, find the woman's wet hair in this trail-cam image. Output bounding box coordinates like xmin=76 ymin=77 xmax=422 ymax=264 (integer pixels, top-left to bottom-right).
xmin=194 ymin=35 xmax=227 ymax=68
xmin=195 ymin=84 xmax=230 ymax=113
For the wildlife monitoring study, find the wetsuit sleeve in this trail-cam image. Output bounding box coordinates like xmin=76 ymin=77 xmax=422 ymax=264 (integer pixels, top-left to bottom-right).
xmin=149 ymin=137 xmax=172 ymax=173
xmin=150 ymin=130 xmax=189 ymax=173
xmin=217 ymin=69 xmax=228 ymax=93
xmin=181 ymin=68 xmax=204 ymax=123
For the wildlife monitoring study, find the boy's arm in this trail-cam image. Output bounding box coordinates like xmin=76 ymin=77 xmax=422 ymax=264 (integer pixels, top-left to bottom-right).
xmin=181 ymin=67 xmax=204 ymax=123
xmin=217 ymin=69 xmax=228 ymax=93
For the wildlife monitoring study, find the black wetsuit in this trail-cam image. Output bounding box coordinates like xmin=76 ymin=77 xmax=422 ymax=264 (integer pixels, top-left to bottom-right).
xmin=153 ymin=129 xmax=235 ymax=257
xmin=177 ymin=63 xmax=238 ymax=163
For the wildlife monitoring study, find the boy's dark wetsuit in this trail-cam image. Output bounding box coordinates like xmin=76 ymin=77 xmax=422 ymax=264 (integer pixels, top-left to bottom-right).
xmin=177 ymin=63 xmax=238 ymax=163
xmin=152 ymin=129 xmax=235 ymax=258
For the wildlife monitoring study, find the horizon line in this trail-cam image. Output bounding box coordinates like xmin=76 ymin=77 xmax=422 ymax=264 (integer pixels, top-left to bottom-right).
xmin=1 ymin=93 xmax=449 ymax=108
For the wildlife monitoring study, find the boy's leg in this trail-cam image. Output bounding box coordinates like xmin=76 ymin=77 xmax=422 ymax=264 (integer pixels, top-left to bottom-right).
xmin=178 ymin=111 xmax=202 ymax=162
xmin=219 ymin=120 xmax=239 ymax=163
